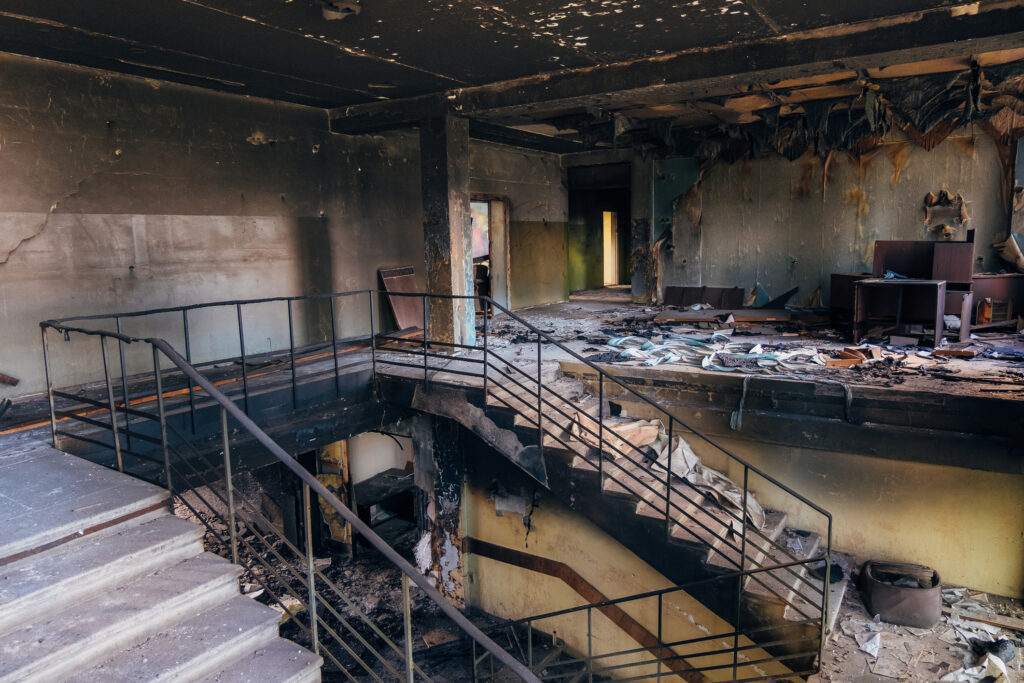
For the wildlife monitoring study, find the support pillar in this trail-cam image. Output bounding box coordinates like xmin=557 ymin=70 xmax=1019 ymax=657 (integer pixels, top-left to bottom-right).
xmin=420 ymin=115 xmax=474 ymax=346
xmin=630 ymin=155 xmax=655 ymax=303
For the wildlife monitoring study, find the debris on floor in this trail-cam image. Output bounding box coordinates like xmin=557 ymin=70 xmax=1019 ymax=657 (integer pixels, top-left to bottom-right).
xmin=815 ymin=566 xmax=1023 ymax=682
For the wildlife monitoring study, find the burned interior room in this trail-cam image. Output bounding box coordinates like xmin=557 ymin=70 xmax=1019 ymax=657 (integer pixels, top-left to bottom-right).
xmin=0 ymin=2 xmax=1023 ymax=681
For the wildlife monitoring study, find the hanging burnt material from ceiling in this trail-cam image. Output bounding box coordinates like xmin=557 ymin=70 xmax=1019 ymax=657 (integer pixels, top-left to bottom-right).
xmin=567 ymin=59 xmax=1024 ymax=168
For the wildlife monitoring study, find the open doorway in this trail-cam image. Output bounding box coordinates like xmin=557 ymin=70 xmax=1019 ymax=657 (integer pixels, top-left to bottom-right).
xmin=470 ymin=196 xmax=510 ymax=313
xmin=603 ymin=210 xmax=619 ymax=286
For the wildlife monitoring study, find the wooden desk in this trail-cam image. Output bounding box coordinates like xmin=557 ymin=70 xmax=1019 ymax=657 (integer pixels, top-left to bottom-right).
xmin=853 ymin=279 xmax=946 ymax=347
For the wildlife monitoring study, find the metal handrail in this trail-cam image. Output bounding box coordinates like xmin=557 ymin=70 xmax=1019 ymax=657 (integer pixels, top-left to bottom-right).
xmin=40 ymin=286 xmax=832 ymax=677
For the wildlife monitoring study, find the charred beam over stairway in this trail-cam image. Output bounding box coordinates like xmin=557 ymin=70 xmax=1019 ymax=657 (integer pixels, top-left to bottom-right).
xmin=329 ymin=2 xmax=1024 ymax=132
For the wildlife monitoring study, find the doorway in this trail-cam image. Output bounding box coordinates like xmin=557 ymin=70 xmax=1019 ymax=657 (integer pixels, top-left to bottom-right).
xmin=603 ymin=211 xmax=619 ymax=286
xmin=470 ymin=196 xmax=510 ymax=312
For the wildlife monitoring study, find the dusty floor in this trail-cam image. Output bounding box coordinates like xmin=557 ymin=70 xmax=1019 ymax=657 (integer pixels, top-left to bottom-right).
xmin=814 ymin=580 xmax=1023 ymax=682
xmin=485 ymin=300 xmax=1024 ymax=400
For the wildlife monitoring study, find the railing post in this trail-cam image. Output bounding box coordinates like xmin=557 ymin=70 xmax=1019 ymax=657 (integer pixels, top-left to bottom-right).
xmin=115 ymin=317 xmax=132 ymax=451
xmin=40 ymin=327 xmax=58 ymax=449
xmin=482 ymin=298 xmax=488 ymax=397
xmin=402 ymin=573 xmax=414 ymax=683
xmin=598 ymin=374 xmax=603 ymax=484
xmin=527 ymin=620 xmax=533 ymax=668
xmin=734 ymin=466 xmax=749 ymax=680
xmin=472 ymin=640 xmax=479 ymax=683
xmin=666 ymin=419 xmax=674 ymax=537
xmin=100 ymin=337 xmax=124 ymax=473
xmin=302 ymin=483 xmax=320 ymax=655
xmin=236 ymin=304 xmax=249 ymax=414
xmin=587 ymin=607 xmax=593 ymax=683
xmin=221 ymin=407 xmax=239 ymax=565
xmin=422 ymin=294 xmax=429 ymax=385
xmin=330 ymin=296 xmax=341 ymax=399
xmin=657 ymin=593 xmax=663 ymax=680
xmin=182 ymin=309 xmax=196 ymax=433
xmin=537 ymin=332 xmax=543 ymax=457
xmin=287 ymin=299 xmax=297 ymax=409
xmin=153 ymin=348 xmax=172 ymax=495
xmin=821 ymin=517 xmax=833 ymax=668
xmin=368 ymin=291 xmax=377 ymax=397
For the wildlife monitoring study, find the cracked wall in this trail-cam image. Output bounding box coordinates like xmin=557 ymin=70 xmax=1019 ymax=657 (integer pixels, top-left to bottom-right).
xmin=0 ymin=52 xmax=430 ymax=396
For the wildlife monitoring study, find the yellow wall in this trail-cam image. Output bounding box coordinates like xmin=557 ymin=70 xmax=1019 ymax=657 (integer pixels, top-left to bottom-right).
xmin=463 ymin=482 xmax=798 ymax=681
xmin=595 ymin=394 xmax=1024 ymax=598
xmin=698 ymin=437 xmax=1024 ymax=599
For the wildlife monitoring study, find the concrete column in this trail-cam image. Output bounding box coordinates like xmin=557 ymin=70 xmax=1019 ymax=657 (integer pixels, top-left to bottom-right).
xmin=630 ymin=155 xmax=654 ymax=302
xmin=420 ymin=115 xmax=474 ymax=346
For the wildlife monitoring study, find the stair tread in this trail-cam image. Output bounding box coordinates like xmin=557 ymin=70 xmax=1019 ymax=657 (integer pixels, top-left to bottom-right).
xmin=0 ymin=515 xmax=203 ymax=632
xmin=706 ymin=509 xmax=787 ymax=570
xmin=783 ymin=551 xmax=855 ymax=632
xmin=0 ymin=446 xmax=169 ymax=563
xmin=67 ymin=595 xmax=281 ymax=682
xmin=0 ymin=553 xmax=242 ymax=680
xmin=197 ymin=637 xmax=323 ymax=683
xmin=744 ymin=528 xmax=822 ymax=606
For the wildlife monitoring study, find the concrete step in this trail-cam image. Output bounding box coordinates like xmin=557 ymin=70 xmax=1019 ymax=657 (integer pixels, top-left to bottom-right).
xmin=782 ymin=551 xmax=855 ymax=634
xmin=744 ymin=528 xmax=821 ymax=611
xmin=706 ymin=509 xmax=787 ymax=571
xmin=0 ymin=553 xmax=242 ymax=682
xmin=0 ymin=446 xmax=170 ymax=563
xmin=197 ymin=638 xmax=323 ymax=683
xmin=68 ymin=596 xmax=281 ymax=683
xmin=0 ymin=515 xmax=204 ymax=636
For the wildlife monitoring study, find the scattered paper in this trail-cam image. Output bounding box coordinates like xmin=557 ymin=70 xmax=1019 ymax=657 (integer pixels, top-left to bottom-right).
xmin=871 ymin=651 xmax=905 ymax=678
xmin=939 ymin=654 xmax=1009 ymax=682
xmin=857 ymin=632 xmax=882 ymax=658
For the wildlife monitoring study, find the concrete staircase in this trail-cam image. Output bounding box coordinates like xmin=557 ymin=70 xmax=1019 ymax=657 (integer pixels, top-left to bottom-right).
xmin=0 ymin=440 xmax=321 ymax=683
xmin=379 ymin=370 xmax=849 ymax=673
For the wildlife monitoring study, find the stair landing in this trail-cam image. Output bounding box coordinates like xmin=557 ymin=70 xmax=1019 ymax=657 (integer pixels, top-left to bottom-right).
xmin=0 ymin=437 xmax=321 ymax=682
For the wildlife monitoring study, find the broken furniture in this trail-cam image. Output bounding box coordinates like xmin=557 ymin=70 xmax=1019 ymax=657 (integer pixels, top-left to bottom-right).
xmin=352 ymin=467 xmax=416 ymax=543
xmin=379 ymin=266 xmax=424 ymax=330
xmin=972 ymin=272 xmax=1024 ymax=329
xmin=852 ymin=278 xmax=946 ymax=347
xmin=859 ymin=560 xmax=941 ymax=628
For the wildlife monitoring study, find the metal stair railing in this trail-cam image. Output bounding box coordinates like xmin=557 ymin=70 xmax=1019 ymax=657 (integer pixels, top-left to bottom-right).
xmin=470 ymin=563 xmax=825 ymax=682
xmin=40 ymin=288 xmax=832 ymax=674
xmin=38 ymin=320 xmax=540 ymax=683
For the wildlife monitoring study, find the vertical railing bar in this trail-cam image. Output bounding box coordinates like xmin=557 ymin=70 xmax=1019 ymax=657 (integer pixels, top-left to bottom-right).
xmin=536 ymin=332 xmax=543 ymax=457
xmin=182 ymin=309 xmax=196 ymax=433
xmin=330 ymin=296 xmax=341 ymax=399
xmin=368 ymin=291 xmax=377 ymax=397
xmin=587 ymin=608 xmax=593 ymax=683
xmin=482 ymin=298 xmax=488 ymax=397
xmin=598 ymin=374 xmax=603 ymax=486
xmin=100 ymin=336 xmax=124 ymax=473
xmin=527 ymin=620 xmax=533 ymax=669
xmin=734 ymin=466 xmax=749 ymax=680
xmin=666 ymin=419 xmax=674 ymax=536
xmin=287 ymin=299 xmax=297 ymax=409
xmin=422 ymin=294 xmax=429 ymax=386
xmin=40 ymin=327 xmax=58 ymax=448
xmin=402 ymin=574 xmax=414 ymax=683
xmin=235 ymin=304 xmax=249 ymax=414
xmin=472 ymin=640 xmax=479 ymax=683
xmin=821 ymin=516 xmax=833 ymax=669
xmin=221 ymin=406 xmax=238 ymax=565
xmin=115 ymin=317 xmax=132 ymax=451
xmin=657 ymin=593 xmax=663 ymax=680
xmin=303 ymin=483 xmax=320 ymax=655
xmin=153 ymin=348 xmax=172 ymax=495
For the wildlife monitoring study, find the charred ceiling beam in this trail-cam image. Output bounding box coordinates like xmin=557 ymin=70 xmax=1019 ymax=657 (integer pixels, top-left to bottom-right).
xmin=329 ymin=1 xmax=1024 ymax=134
xmin=467 ymin=120 xmax=586 ymax=154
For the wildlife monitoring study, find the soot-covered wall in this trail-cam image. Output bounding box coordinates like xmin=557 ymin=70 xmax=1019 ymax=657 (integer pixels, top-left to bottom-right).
xmin=663 ymin=132 xmax=1011 ymax=305
xmin=0 ymin=52 xmax=425 ymax=395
